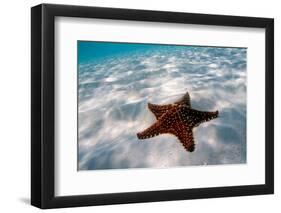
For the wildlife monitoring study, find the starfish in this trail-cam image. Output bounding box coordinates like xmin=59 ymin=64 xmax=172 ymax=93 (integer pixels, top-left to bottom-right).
xmin=137 ymin=92 xmax=219 ymax=152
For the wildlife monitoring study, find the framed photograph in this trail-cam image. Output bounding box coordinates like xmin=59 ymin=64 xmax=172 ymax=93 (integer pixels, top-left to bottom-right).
xmin=31 ymin=3 xmax=274 ymax=209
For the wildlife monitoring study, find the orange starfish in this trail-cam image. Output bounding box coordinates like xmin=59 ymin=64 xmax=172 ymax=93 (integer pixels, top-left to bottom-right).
xmin=137 ymin=92 xmax=219 ymax=152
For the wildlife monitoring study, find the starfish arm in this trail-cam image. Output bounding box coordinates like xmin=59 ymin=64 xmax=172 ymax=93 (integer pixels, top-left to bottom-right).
xmin=192 ymin=109 xmax=219 ymax=127
xmin=173 ymin=124 xmax=195 ymax=152
xmin=175 ymin=91 xmax=191 ymax=107
xmin=148 ymin=102 xmax=174 ymax=119
xmin=137 ymin=121 xmax=163 ymax=139
xmin=137 ymin=109 xmax=177 ymax=139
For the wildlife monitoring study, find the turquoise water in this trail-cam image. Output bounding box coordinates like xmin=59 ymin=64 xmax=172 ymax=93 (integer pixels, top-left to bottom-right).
xmin=78 ymin=41 xmax=165 ymax=64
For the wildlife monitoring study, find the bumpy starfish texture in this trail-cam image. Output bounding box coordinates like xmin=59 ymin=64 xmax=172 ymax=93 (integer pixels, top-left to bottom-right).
xmin=137 ymin=92 xmax=219 ymax=152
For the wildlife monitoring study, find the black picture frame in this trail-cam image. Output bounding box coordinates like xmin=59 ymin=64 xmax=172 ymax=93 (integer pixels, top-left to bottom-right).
xmin=31 ymin=3 xmax=274 ymax=209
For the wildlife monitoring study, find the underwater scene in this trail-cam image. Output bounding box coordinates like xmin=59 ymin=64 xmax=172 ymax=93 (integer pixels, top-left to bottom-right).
xmin=78 ymin=41 xmax=247 ymax=170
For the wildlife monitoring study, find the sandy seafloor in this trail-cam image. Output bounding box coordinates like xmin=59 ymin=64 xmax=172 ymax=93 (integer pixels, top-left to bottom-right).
xmin=78 ymin=45 xmax=247 ymax=170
